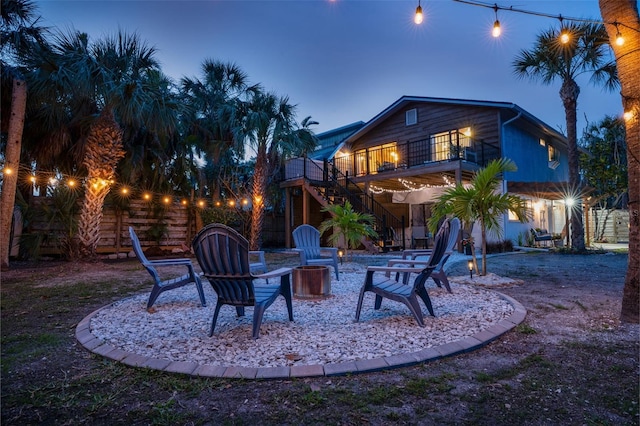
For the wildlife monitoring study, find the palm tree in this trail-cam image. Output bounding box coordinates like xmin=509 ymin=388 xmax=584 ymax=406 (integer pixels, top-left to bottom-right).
xmin=236 ymin=90 xmax=317 ymax=250
xmin=23 ymin=29 xmax=179 ymax=257
xmin=599 ymin=0 xmax=639 ymax=324
xmin=428 ymin=158 xmax=530 ymax=276
xmin=0 ymin=0 xmax=47 ymax=269
xmin=513 ymin=21 xmax=619 ymax=251
xmin=318 ymin=200 xmax=378 ymax=262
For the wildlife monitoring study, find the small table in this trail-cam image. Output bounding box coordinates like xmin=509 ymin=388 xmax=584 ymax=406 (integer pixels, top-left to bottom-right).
xmin=292 ymin=266 xmax=331 ymax=299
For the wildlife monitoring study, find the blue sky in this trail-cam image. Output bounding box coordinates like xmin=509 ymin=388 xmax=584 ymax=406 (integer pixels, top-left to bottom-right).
xmin=34 ymin=0 xmax=621 ymax=137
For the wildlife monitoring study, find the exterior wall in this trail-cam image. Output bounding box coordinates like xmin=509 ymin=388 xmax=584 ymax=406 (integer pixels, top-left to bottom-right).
xmin=501 ymin=125 xmax=569 ymax=183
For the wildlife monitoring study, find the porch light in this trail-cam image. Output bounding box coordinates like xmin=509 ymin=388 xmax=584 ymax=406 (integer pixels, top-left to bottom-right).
xmin=468 ymin=260 xmax=474 ymax=279
xmin=414 ymin=1 xmax=423 ymax=25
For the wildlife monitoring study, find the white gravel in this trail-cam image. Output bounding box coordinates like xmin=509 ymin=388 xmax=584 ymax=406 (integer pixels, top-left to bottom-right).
xmin=90 ymin=260 xmax=515 ymax=368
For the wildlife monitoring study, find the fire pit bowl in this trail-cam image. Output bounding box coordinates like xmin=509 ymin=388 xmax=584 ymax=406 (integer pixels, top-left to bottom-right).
xmin=292 ymin=265 xmax=331 ymax=299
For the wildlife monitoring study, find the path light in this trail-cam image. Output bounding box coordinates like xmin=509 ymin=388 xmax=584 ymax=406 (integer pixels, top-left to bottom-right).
xmin=338 ymin=249 xmax=344 ymax=264
xmin=468 ymin=260 xmax=474 ymax=279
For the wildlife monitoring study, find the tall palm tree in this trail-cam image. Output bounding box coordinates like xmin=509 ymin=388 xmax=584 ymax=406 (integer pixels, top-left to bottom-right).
xmin=428 ymin=158 xmax=530 ymax=276
xmin=599 ymin=0 xmax=639 ymax=324
xmin=180 ymin=60 xmax=258 ymax=203
xmin=236 ymin=90 xmax=317 ymax=250
xmin=0 ymin=0 xmax=47 ymax=269
xmin=23 ymin=29 xmax=178 ymax=257
xmin=513 ymin=22 xmax=619 ymax=251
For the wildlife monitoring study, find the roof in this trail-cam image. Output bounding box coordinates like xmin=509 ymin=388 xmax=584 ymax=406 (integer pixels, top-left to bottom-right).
xmin=343 ymin=95 xmax=567 ymax=145
xmin=309 ymin=121 xmax=365 ymax=160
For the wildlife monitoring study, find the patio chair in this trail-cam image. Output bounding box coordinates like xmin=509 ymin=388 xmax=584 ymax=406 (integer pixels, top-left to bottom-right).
xmin=292 ymin=224 xmax=340 ymax=280
xmin=355 ymin=218 xmax=451 ymax=327
xmin=192 ymin=223 xmax=293 ymax=339
xmin=394 ymin=217 xmax=461 ymax=293
xmin=128 ymin=226 xmax=207 ymax=310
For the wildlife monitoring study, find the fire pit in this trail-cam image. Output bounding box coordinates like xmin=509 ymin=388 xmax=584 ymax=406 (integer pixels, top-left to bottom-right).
xmin=292 ymin=265 xmax=331 ymax=299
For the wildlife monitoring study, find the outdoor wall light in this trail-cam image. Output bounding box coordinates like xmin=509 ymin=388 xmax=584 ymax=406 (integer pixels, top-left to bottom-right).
xmin=468 ymin=260 xmax=474 ymax=279
xmin=414 ymin=1 xmax=423 ymax=25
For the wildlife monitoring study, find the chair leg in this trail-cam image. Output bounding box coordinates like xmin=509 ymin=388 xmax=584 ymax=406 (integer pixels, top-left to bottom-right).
xmin=252 ymin=304 xmax=267 ymax=340
xmin=147 ymin=285 xmax=162 ymax=310
xmin=210 ymin=302 xmax=224 ymax=336
xmin=193 ymin=275 xmax=207 ymax=307
xmin=416 ymin=287 xmax=435 ymax=317
xmin=404 ymin=296 xmax=425 ymax=327
xmin=355 ymin=288 xmax=367 ymax=322
xmin=374 ymin=294 xmax=383 ymax=310
xmin=279 ymin=275 xmax=294 ymax=321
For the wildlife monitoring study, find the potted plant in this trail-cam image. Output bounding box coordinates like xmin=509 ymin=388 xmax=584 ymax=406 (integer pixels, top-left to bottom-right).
xmin=462 ymin=237 xmax=474 ymax=255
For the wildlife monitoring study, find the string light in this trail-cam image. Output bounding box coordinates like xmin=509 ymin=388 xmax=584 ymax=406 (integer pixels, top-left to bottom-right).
xmin=614 ymin=22 xmax=624 ymax=46
xmin=370 ymin=176 xmax=455 ymax=194
xmin=414 ymin=0 xmax=423 ymax=25
xmin=448 ymin=0 xmax=639 ymax=44
xmin=492 ymin=5 xmax=501 ymax=38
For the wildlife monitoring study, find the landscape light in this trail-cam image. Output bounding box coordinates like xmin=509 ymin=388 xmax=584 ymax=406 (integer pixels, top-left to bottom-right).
xmin=414 ymin=1 xmax=423 ymax=25
xmin=338 ymin=249 xmax=344 ymax=264
xmin=468 ymin=260 xmax=474 ymax=279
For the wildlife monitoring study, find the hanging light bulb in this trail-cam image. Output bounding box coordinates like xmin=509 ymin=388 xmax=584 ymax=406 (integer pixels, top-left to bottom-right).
xmin=492 ymin=5 xmax=501 ymax=38
xmin=614 ymin=22 xmax=624 ymax=46
xmin=559 ymin=17 xmax=570 ymax=44
xmin=414 ymin=0 xmax=423 ymax=25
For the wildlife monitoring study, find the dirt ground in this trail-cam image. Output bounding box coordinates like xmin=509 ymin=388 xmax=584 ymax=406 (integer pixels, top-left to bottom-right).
xmin=1 ymin=250 xmax=638 ymax=425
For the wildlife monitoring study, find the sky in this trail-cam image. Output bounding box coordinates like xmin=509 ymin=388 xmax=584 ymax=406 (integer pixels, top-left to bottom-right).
xmin=34 ymin=0 xmax=622 ymax=138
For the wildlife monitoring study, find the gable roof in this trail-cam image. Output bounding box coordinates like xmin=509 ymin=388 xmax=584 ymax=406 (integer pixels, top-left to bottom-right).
xmin=343 ymin=95 xmax=567 ymax=144
xmin=310 ymin=121 xmax=365 ymax=160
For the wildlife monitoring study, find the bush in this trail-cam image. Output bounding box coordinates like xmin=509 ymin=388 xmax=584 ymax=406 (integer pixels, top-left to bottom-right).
xmin=486 ymin=239 xmax=514 ymax=254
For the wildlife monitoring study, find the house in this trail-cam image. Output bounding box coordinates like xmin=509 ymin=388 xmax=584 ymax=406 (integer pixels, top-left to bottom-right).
xmin=282 ymin=95 xmax=572 ymax=251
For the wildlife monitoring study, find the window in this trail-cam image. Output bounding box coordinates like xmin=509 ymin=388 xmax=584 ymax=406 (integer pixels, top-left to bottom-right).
xmin=548 ymin=145 xmax=558 ymax=161
xmin=406 ymin=109 xmax=417 ymax=126
xmin=539 ymin=138 xmax=546 ymax=147
xmin=430 ymin=128 xmax=472 ymax=161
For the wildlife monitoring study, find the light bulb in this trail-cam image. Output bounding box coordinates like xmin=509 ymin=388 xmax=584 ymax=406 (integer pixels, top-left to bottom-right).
xmin=492 ymin=20 xmax=501 ymax=37
xmin=616 ymin=32 xmax=624 ymax=46
xmin=560 ymin=29 xmax=570 ymax=44
xmin=414 ymin=4 xmax=423 ymax=25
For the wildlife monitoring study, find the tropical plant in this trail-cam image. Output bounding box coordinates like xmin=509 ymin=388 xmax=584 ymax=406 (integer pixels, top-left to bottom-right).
xmin=513 ymin=21 xmax=619 ymax=251
xmin=580 ymin=115 xmax=627 ymax=242
xmin=318 ymin=200 xmax=378 ymax=262
xmin=428 ymin=158 xmax=530 ymax=276
xmin=0 ymin=0 xmax=47 ymax=269
xmin=235 ymin=90 xmax=317 ymax=250
xmin=22 ymin=29 xmax=179 ymax=257
xmin=599 ymin=0 xmax=639 ymax=324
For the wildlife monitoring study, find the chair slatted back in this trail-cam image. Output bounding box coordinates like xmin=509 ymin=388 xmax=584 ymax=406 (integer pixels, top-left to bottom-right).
xmin=414 ymin=219 xmax=451 ymax=286
xmin=292 ymin=224 xmax=322 ymax=259
xmin=192 ymin=224 xmax=256 ymax=306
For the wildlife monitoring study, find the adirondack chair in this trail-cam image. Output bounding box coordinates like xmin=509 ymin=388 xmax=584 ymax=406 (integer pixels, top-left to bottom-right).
xmin=192 ymin=223 xmax=293 ymax=339
xmin=128 ymin=226 xmax=207 ymax=310
xmin=393 ymin=217 xmax=461 ymax=293
xmin=355 ymin=218 xmax=451 ymax=327
xmin=292 ymin=224 xmax=340 ymax=280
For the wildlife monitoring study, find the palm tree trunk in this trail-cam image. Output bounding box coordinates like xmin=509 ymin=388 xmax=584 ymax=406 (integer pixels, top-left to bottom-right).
xmin=599 ymin=0 xmax=640 ymax=323
xmin=560 ymin=79 xmax=586 ymax=250
xmin=77 ymin=111 xmax=125 ymax=258
xmin=250 ymin=152 xmax=267 ymax=250
xmin=1 ymin=79 xmax=27 ymax=270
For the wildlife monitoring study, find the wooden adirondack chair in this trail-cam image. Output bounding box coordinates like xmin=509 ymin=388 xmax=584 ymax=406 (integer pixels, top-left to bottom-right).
xmin=393 ymin=217 xmax=461 ymax=293
xmin=192 ymin=223 xmax=293 ymax=339
xmin=292 ymin=224 xmax=340 ymax=280
xmin=355 ymin=218 xmax=451 ymax=327
xmin=128 ymin=226 xmax=207 ymax=310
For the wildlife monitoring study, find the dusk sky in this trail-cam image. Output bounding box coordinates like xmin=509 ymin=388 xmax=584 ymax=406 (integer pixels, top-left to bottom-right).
xmin=34 ymin=0 xmax=621 ymax=138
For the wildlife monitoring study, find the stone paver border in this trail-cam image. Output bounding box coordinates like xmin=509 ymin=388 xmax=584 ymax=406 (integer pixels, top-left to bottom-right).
xmin=76 ymin=292 xmax=526 ymax=380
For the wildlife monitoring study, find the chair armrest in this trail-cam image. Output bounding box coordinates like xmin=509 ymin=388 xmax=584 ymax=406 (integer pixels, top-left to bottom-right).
xmin=254 ymin=267 xmax=292 ymax=280
xmin=367 ymin=265 xmax=425 ymax=274
xmin=387 ymin=259 xmax=430 ymax=267
xmin=144 ymin=258 xmax=194 ymax=267
xmin=292 ymin=248 xmax=308 ymax=263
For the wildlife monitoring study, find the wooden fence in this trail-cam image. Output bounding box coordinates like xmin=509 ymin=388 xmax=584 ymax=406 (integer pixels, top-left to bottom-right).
xmin=15 ymin=197 xmax=286 ymax=257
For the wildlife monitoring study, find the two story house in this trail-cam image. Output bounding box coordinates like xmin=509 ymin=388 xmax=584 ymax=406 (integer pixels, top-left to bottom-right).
xmin=282 ymin=96 xmax=571 ymax=251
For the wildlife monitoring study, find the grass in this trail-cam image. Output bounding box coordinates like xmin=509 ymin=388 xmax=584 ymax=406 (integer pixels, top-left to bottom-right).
xmin=1 ymin=252 xmax=637 ymax=425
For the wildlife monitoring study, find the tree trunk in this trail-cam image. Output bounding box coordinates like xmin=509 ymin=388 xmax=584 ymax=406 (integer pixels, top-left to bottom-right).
xmin=250 ymin=151 xmax=267 ymax=250
xmin=77 ymin=111 xmax=125 ymax=258
xmin=1 ymin=79 xmax=27 ymax=270
xmin=599 ymin=0 xmax=640 ymax=324
xmin=560 ymin=79 xmax=586 ymax=250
